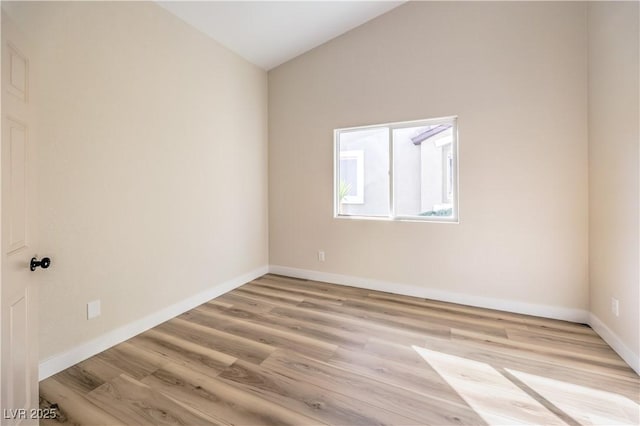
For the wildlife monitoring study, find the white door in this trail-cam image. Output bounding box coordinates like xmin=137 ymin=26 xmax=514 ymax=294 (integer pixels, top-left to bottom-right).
xmin=1 ymin=10 xmax=40 ymax=426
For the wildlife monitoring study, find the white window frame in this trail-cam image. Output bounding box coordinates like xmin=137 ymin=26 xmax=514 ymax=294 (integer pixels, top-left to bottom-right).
xmin=446 ymin=149 xmax=453 ymax=202
xmin=339 ymin=150 xmax=364 ymax=204
xmin=334 ymin=116 xmax=459 ymax=223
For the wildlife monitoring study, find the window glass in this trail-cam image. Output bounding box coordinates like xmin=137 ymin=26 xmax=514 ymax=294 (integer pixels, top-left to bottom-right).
xmin=337 ymin=127 xmax=389 ymax=217
xmin=393 ymin=124 xmax=454 ymax=218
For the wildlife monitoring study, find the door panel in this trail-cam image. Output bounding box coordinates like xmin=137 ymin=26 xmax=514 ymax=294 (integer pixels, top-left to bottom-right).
xmin=9 ymin=294 xmax=28 ymax=409
xmin=7 ymin=43 xmax=27 ymax=102
xmin=1 ymin=9 xmax=39 ymax=426
xmin=7 ymin=118 xmax=27 ymax=253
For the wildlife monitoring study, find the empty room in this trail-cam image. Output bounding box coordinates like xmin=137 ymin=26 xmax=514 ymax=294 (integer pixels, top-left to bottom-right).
xmin=1 ymin=1 xmax=638 ymax=425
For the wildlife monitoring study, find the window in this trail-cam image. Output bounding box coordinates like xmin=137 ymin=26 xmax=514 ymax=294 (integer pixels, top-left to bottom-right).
xmin=334 ymin=116 xmax=458 ymax=222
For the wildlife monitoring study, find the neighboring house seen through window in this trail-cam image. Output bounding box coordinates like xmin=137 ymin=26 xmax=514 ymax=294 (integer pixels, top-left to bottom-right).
xmin=335 ymin=116 xmax=458 ymax=222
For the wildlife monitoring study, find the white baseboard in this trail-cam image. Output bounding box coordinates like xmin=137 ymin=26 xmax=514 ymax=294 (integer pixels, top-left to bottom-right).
xmin=268 ymin=265 xmax=590 ymax=323
xmin=38 ymin=265 xmax=269 ymax=381
xmin=588 ymin=313 xmax=640 ymax=374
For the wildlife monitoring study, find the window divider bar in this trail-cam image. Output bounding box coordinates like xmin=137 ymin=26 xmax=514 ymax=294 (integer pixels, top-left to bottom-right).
xmin=388 ymin=126 xmax=395 ymax=219
xmin=333 ymin=129 xmax=340 ymax=217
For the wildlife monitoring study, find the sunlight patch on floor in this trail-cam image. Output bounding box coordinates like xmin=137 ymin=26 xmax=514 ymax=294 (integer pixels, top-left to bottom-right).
xmin=508 ymin=369 xmax=639 ymax=426
xmin=412 ymin=345 xmax=567 ymax=425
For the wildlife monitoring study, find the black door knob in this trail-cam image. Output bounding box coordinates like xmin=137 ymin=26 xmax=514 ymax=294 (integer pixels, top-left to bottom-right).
xmin=30 ymin=257 xmax=51 ymax=271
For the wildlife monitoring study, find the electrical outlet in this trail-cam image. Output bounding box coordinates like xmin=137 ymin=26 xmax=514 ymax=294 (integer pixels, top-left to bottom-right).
xmin=318 ymin=250 xmax=325 ymax=262
xmin=611 ymin=297 xmax=619 ymax=317
xmin=87 ymin=300 xmax=101 ymax=320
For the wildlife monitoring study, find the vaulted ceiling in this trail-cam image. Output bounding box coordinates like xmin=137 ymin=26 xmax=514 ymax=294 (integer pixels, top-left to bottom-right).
xmin=157 ymin=1 xmax=404 ymax=70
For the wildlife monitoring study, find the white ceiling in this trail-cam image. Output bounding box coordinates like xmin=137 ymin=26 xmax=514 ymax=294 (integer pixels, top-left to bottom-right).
xmin=157 ymin=1 xmax=404 ymax=70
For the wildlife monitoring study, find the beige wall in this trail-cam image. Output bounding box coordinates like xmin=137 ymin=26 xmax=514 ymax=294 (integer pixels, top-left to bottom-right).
xmin=588 ymin=2 xmax=640 ymax=361
xmin=269 ymin=2 xmax=589 ymax=313
xmin=3 ymin=1 xmax=268 ymax=361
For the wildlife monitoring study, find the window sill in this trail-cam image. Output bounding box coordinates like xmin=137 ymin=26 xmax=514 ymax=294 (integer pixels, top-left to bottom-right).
xmin=334 ymin=214 xmax=459 ymax=224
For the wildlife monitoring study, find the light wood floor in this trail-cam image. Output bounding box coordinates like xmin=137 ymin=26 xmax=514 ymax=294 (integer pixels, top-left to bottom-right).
xmin=40 ymin=274 xmax=639 ymax=425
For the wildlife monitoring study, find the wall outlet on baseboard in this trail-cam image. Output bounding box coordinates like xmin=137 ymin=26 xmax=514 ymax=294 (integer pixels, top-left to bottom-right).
xmin=318 ymin=250 xmax=325 ymax=262
xmin=611 ymin=297 xmax=619 ymax=317
xmin=87 ymin=300 xmax=101 ymax=319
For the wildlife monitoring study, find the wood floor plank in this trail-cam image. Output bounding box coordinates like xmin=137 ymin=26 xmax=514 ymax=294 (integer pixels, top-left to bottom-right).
xmin=362 ymin=338 xmax=444 ymax=369
xmin=268 ymin=304 xmax=432 ymax=347
xmin=197 ymin=302 xmax=369 ymax=349
xmin=366 ymin=292 xmax=596 ymax=337
xmin=94 ymin=341 xmax=170 ymax=380
xmin=327 ymin=346 xmax=467 ymax=401
xmin=217 ymin=359 xmax=419 ymax=425
xmin=366 ymin=291 xmax=529 ymax=325
xmin=262 ymin=274 xmax=372 ymax=298
xmin=216 ymin=292 xmax=279 ymax=313
xmin=141 ymin=361 xmax=322 ymax=426
xmin=343 ymin=297 xmax=509 ymax=337
xmin=519 ymin=325 xmax=607 ymax=345
xmin=156 ymin=317 xmax=277 ymax=365
xmin=504 ymin=368 xmax=640 ymax=425
xmin=39 ymin=377 xmax=124 ymax=425
xmin=505 ymin=327 xmax=618 ymax=359
xmin=236 ymin=286 xmax=305 ymax=305
xmin=51 ymin=356 xmax=125 ymax=395
xmin=520 ymin=318 xmax=596 ymax=336
xmin=418 ymin=331 xmax=640 ymax=402
xmin=40 ymin=274 xmax=640 ymax=426
xmin=262 ymin=350 xmax=486 ymax=425
xmin=86 ymin=374 xmax=220 ymax=425
xmin=297 ymin=299 xmax=452 ymax=338
xmin=128 ymin=328 xmax=237 ymax=376
xmin=229 ymin=288 xmax=441 ymax=345
xmin=361 ymin=293 xmax=534 ymax=332
xmin=263 ymin=274 xmax=311 ymax=284
xmin=180 ymin=308 xmax=338 ymax=361
xmin=219 ymin=282 xmax=433 ymax=348
xmin=251 ymin=279 xmax=347 ymax=303
xmin=208 ymin=299 xmax=234 ymax=309
xmin=411 ymin=346 xmax=568 ymax=425
xmin=452 ymin=328 xmax=634 ymax=374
